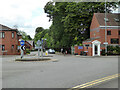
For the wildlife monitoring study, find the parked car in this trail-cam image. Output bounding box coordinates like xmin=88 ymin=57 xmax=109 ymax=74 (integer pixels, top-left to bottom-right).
xmin=48 ymin=49 xmax=55 ymax=54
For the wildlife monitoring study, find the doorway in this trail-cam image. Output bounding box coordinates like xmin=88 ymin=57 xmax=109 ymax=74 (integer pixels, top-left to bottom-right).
xmin=95 ymin=45 xmax=98 ymax=55
xmin=92 ymin=40 xmax=101 ymax=56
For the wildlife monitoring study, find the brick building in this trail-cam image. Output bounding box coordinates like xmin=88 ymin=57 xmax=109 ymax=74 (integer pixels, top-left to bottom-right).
xmin=0 ymin=24 xmax=22 ymax=55
xmin=83 ymin=13 xmax=120 ymax=56
xmin=25 ymin=40 xmax=35 ymax=50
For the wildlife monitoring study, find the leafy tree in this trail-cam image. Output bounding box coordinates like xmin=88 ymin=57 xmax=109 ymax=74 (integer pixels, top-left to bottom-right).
xmin=27 ymin=35 xmax=32 ymax=40
xmin=34 ymin=28 xmax=49 ymax=43
xmin=35 ymin=27 xmax=44 ymax=34
xmin=19 ymin=31 xmax=32 ymax=40
xmin=44 ymin=2 xmax=118 ymax=49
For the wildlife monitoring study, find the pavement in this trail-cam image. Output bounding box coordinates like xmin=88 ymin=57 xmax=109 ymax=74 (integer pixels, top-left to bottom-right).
xmin=1 ymin=52 xmax=119 ymax=89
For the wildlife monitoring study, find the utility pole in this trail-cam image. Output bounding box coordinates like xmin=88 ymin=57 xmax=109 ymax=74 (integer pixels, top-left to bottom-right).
xmin=105 ymin=0 xmax=107 ymax=55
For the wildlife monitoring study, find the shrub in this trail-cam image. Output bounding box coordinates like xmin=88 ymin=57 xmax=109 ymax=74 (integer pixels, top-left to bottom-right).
xmin=106 ymin=45 xmax=120 ymax=55
xmin=101 ymin=49 xmax=106 ymax=55
xmin=26 ymin=48 xmax=30 ymax=54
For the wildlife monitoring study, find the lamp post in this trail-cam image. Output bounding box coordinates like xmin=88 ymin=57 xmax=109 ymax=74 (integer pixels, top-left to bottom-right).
xmin=41 ymin=38 xmax=47 ymax=58
xmin=105 ymin=0 xmax=107 ymax=55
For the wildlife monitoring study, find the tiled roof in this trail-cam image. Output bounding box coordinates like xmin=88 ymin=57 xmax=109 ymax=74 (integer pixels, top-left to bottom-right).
xmin=26 ymin=40 xmax=34 ymax=46
xmin=0 ymin=24 xmax=13 ymax=30
xmin=94 ymin=13 xmax=120 ymax=26
xmin=0 ymin=24 xmax=22 ymax=36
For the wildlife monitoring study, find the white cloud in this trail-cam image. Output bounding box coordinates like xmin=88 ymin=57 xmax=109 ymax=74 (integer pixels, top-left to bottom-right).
xmin=0 ymin=0 xmax=52 ymax=38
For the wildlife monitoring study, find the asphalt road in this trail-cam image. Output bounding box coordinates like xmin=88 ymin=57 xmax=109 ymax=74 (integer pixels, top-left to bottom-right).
xmin=1 ymin=53 xmax=119 ymax=88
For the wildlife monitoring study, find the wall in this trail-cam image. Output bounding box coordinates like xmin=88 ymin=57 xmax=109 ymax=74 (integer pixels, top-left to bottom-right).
xmin=0 ymin=31 xmax=21 ymax=55
xmin=74 ymin=46 xmax=84 ymax=55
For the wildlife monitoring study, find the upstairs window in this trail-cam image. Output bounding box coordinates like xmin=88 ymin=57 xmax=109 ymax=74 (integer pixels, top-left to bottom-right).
xmin=107 ymin=31 xmax=111 ymax=35
xmin=12 ymin=32 xmax=14 ymax=38
xmin=104 ymin=18 xmax=109 ymax=22
xmin=114 ymin=18 xmax=119 ymax=22
xmin=0 ymin=32 xmax=5 ymax=38
xmin=111 ymin=38 xmax=119 ymax=44
xmin=119 ymin=31 xmax=120 ymax=35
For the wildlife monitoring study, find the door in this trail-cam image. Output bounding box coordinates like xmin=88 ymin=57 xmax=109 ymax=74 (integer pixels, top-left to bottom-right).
xmin=95 ymin=45 xmax=98 ymax=55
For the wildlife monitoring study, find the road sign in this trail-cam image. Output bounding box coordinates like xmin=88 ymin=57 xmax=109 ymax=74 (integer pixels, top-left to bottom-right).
xmin=37 ymin=40 xmax=41 ymax=46
xmin=21 ymin=46 xmax=25 ymax=50
xmin=103 ymin=42 xmax=108 ymax=44
xmin=20 ymin=40 xmax=25 ymax=46
xmin=35 ymin=46 xmax=42 ymax=49
xmin=78 ymin=46 xmax=83 ymax=49
xmin=42 ymin=39 xmax=43 ymax=43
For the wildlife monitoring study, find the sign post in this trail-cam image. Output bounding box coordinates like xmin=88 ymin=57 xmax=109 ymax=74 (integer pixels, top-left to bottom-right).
xmin=20 ymin=40 xmax=25 ymax=59
xmin=37 ymin=40 xmax=41 ymax=58
xmin=41 ymin=39 xmax=44 ymax=59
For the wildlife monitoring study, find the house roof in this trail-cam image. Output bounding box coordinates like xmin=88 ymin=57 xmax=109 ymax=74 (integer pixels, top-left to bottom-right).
xmin=94 ymin=13 xmax=120 ymax=26
xmin=0 ymin=24 xmax=16 ymax=31
xmin=26 ymin=40 xmax=34 ymax=46
xmin=0 ymin=24 xmax=22 ymax=35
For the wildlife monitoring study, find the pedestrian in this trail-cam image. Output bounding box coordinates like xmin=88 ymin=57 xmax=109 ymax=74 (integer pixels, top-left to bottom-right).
xmin=66 ymin=50 xmax=67 ymax=54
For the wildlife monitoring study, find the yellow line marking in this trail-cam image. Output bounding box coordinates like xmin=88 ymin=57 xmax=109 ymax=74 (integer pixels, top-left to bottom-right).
xmin=71 ymin=73 xmax=120 ymax=89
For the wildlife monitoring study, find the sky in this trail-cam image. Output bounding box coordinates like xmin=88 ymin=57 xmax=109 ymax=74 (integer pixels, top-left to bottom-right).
xmin=0 ymin=0 xmax=52 ymax=38
xmin=0 ymin=1 xmax=119 ymax=38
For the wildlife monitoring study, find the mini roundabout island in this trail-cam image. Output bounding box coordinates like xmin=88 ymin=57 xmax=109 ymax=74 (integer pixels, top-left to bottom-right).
xmin=15 ymin=58 xmax=51 ymax=62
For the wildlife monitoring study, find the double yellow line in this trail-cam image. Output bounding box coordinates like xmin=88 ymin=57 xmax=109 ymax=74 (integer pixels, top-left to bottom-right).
xmin=70 ymin=73 xmax=120 ymax=89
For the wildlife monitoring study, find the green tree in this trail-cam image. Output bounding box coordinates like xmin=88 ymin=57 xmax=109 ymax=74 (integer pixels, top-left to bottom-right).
xmin=27 ymin=35 xmax=32 ymax=40
xmin=44 ymin=2 xmax=118 ymax=49
xmin=35 ymin=27 xmax=44 ymax=34
xmin=19 ymin=31 xmax=32 ymax=40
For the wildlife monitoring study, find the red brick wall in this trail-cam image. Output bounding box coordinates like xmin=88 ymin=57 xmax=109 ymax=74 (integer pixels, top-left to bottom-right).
xmin=74 ymin=46 xmax=84 ymax=55
xmin=90 ymin=14 xmax=100 ymax=38
xmin=25 ymin=41 xmax=33 ymax=50
xmin=99 ymin=29 xmax=120 ymax=44
xmin=90 ymin=13 xmax=120 ymax=45
xmin=90 ymin=14 xmax=100 ymax=30
xmin=83 ymin=47 xmax=92 ymax=56
xmin=0 ymin=31 xmax=21 ymax=55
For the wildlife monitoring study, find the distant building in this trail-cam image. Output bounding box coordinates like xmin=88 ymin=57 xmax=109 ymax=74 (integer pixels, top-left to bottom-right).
xmin=0 ymin=24 xmax=22 ymax=55
xmin=25 ymin=40 xmax=35 ymax=50
xmin=83 ymin=13 xmax=120 ymax=56
xmin=74 ymin=13 xmax=120 ymax=56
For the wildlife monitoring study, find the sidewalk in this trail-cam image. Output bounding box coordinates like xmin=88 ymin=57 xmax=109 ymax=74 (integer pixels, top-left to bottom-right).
xmin=75 ymin=55 xmax=119 ymax=58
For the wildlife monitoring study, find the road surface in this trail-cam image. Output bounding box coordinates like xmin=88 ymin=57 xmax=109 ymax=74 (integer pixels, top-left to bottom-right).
xmin=1 ymin=53 xmax=119 ymax=88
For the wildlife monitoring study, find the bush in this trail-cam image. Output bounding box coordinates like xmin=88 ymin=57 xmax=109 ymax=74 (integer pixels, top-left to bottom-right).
xmin=106 ymin=45 xmax=120 ymax=55
xmin=101 ymin=49 xmax=106 ymax=55
xmin=26 ymin=48 xmax=30 ymax=54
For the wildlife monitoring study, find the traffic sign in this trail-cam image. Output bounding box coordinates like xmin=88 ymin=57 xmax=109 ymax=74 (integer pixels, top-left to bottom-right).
xmin=78 ymin=46 xmax=83 ymax=49
xmin=21 ymin=46 xmax=25 ymax=50
xmin=37 ymin=40 xmax=41 ymax=46
xmin=20 ymin=40 xmax=25 ymax=46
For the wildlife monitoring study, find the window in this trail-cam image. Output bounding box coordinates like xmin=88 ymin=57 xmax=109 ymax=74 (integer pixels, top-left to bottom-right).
xmin=85 ymin=44 xmax=89 ymax=47
xmin=2 ymin=45 xmax=5 ymax=51
xmin=119 ymin=31 xmax=120 ymax=35
xmin=0 ymin=32 xmax=5 ymax=38
xmin=111 ymin=39 xmax=119 ymax=44
xmin=12 ymin=45 xmax=14 ymax=49
xmin=85 ymin=44 xmax=89 ymax=49
xmin=12 ymin=32 xmax=14 ymax=38
xmin=107 ymin=31 xmax=111 ymax=35
xmin=114 ymin=18 xmax=119 ymax=22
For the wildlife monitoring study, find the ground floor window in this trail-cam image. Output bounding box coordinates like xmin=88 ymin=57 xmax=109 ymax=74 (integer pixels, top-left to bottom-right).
xmin=2 ymin=45 xmax=5 ymax=51
xmin=12 ymin=45 xmax=14 ymax=49
xmin=111 ymin=38 xmax=119 ymax=44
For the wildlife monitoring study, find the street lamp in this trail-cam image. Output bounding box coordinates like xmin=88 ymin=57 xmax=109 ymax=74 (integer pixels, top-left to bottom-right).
xmin=41 ymin=38 xmax=47 ymax=57
xmin=104 ymin=0 xmax=108 ymax=55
